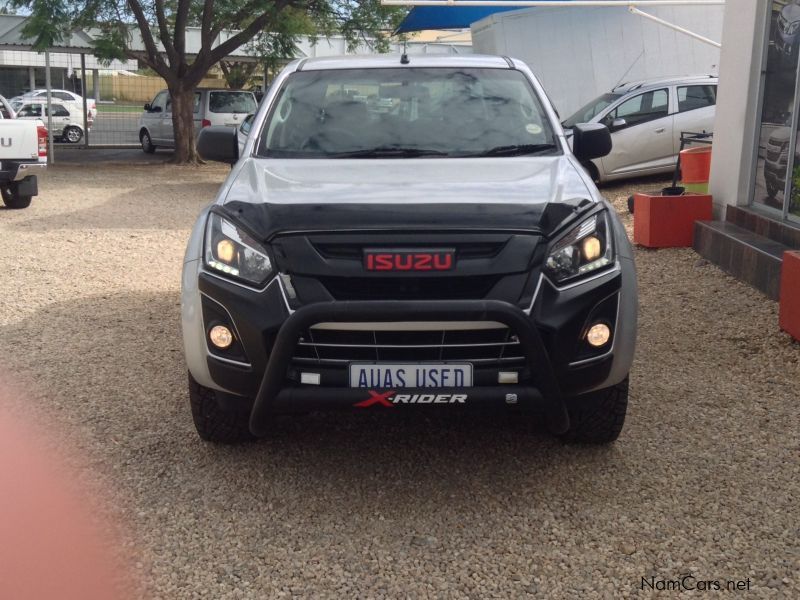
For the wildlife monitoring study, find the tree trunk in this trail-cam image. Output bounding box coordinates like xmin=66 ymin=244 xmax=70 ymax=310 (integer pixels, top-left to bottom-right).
xmin=170 ymin=85 xmax=201 ymax=164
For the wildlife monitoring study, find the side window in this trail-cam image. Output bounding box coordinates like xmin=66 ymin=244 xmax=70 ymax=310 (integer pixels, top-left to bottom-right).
xmin=150 ymin=91 xmax=167 ymax=112
xmin=165 ymin=95 xmax=172 ymax=113
xmin=54 ymin=92 xmax=71 ymax=101
xmin=607 ymin=89 xmax=669 ymax=129
xmin=240 ymin=114 xmax=254 ymax=135
xmin=194 ymin=92 xmax=202 ymax=114
xmin=677 ymin=85 xmax=716 ymax=113
xmin=51 ymin=105 xmax=70 ymax=117
xmin=19 ymin=105 xmax=42 ymax=117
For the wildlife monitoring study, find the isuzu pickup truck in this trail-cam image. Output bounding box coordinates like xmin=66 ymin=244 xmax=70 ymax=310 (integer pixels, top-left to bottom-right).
xmin=0 ymin=94 xmax=47 ymax=209
xmin=183 ymin=54 xmax=637 ymax=445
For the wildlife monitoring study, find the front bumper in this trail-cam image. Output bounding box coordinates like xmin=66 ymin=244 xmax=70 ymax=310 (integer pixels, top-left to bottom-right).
xmin=184 ymin=253 xmax=635 ymax=436
xmin=247 ymin=299 xmax=568 ymax=436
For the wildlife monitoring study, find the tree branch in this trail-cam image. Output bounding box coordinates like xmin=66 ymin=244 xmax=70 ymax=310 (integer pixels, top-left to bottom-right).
xmin=207 ymin=1 xmax=293 ymax=67
xmin=174 ymin=0 xmax=192 ymax=56
xmin=200 ymin=0 xmax=215 ymax=46
xmin=125 ymin=0 xmax=169 ymax=76
xmin=209 ymin=0 xmax=266 ymax=41
xmin=154 ymin=0 xmax=179 ymax=67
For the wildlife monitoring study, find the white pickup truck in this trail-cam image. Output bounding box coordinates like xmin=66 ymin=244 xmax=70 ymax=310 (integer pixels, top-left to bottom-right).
xmin=0 ymin=94 xmax=47 ymax=209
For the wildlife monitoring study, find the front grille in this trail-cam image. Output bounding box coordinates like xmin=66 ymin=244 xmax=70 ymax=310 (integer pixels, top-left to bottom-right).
xmin=292 ymin=326 xmax=526 ymax=366
xmin=313 ymin=241 xmax=506 ymax=261
xmin=319 ymin=275 xmax=501 ymax=301
xmin=766 ymin=141 xmax=788 ymax=162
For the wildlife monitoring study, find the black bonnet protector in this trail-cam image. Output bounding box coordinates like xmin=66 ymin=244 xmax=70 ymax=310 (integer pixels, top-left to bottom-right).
xmin=222 ymin=197 xmax=595 ymax=240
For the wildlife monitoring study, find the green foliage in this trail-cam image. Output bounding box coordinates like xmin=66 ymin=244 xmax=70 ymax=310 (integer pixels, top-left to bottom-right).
xmin=9 ymin=0 xmax=407 ymax=67
xmin=8 ymin=0 xmax=408 ymax=162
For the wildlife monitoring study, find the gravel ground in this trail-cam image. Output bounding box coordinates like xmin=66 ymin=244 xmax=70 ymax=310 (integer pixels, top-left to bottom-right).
xmin=0 ymin=165 xmax=798 ymax=598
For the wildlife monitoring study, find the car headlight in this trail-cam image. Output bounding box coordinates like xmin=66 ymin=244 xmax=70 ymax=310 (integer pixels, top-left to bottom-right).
xmin=544 ymin=212 xmax=614 ymax=284
xmin=204 ymin=212 xmax=273 ymax=286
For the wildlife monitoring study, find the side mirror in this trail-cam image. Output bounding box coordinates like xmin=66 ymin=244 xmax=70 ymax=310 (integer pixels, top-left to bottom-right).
xmin=144 ymin=103 xmax=151 ymax=111
xmin=572 ymin=123 xmax=612 ymax=161
xmin=611 ymin=117 xmax=627 ymax=130
xmin=197 ymin=126 xmax=239 ymax=164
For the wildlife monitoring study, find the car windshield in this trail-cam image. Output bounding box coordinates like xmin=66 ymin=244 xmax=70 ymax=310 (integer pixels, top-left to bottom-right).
xmin=257 ymin=67 xmax=559 ymax=158
xmin=563 ymin=93 xmax=622 ymax=127
xmin=209 ymin=91 xmax=257 ymax=114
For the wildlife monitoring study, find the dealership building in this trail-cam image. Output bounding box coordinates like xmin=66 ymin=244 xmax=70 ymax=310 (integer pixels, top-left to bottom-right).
xmin=698 ymin=0 xmax=800 ymax=299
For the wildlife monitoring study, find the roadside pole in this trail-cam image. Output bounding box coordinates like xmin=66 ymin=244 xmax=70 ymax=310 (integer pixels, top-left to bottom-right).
xmin=81 ymin=53 xmax=89 ymax=148
xmin=45 ymin=51 xmax=54 ymax=164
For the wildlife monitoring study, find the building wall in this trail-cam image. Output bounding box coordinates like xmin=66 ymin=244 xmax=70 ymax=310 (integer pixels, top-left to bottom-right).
xmin=708 ymin=0 xmax=769 ymax=217
xmin=472 ymin=5 xmax=723 ymax=116
xmin=0 ymin=50 xmax=136 ymax=71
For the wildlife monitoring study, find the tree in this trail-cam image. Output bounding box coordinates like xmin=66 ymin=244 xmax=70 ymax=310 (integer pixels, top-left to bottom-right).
xmin=12 ymin=0 xmax=406 ymax=163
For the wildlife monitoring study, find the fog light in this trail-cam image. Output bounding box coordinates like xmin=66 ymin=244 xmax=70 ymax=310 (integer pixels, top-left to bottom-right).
xmin=586 ymin=323 xmax=611 ymax=348
xmin=209 ymin=325 xmax=234 ymax=349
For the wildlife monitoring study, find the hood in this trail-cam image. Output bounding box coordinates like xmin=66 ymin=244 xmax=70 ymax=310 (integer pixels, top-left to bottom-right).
xmin=221 ymin=155 xmax=594 ymax=240
xmin=783 ymin=3 xmax=800 ymax=24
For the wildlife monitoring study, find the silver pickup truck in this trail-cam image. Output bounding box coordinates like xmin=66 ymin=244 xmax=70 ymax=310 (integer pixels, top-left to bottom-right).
xmin=0 ymin=94 xmax=47 ymax=209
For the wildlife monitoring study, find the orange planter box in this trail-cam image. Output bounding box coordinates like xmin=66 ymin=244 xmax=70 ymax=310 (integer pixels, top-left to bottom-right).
xmin=633 ymin=192 xmax=713 ymax=248
xmin=779 ymin=251 xmax=800 ymax=342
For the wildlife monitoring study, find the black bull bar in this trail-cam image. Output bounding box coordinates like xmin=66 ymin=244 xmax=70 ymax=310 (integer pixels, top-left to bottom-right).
xmin=249 ymin=300 xmax=569 ymax=436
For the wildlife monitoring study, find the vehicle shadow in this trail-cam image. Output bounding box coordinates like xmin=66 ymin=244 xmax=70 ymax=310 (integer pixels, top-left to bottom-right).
xmin=0 ymin=290 xmax=639 ymax=518
xmin=9 ymin=180 xmax=222 ymax=231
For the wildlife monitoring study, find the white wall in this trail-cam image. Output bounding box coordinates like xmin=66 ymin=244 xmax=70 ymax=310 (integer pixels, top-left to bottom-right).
xmin=708 ymin=0 xmax=768 ymax=217
xmin=472 ymin=5 xmax=723 ymax=117
xmin=0 ymin=50 xmax=136 ymax=71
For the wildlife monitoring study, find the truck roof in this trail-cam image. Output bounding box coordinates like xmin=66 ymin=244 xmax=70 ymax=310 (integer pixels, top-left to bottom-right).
xmin=296 ymin=54 xmax=513 ymax=71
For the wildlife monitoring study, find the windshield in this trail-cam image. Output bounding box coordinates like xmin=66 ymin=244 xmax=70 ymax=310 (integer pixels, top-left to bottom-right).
xmin=257 ymin=67 xmax=558 ymax=158
xmin=563 ymin=93 xmax=622 ymax=127
xmin=209 ymin=91 xmax=257 ymax=114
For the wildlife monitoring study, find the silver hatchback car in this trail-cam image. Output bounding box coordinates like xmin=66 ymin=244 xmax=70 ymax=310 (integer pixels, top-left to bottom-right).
xmin=138 ymin=88 xmax=257 ymax=153
xmin=563 ymin=76 xmax=717 ymax=182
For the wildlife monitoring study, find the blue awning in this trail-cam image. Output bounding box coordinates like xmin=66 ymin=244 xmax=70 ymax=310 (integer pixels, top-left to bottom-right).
xmin=395 ymin=3 xmax=528 ymax=33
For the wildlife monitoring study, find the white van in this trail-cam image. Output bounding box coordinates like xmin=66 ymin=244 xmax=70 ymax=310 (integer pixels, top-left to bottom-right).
xmin=138 ymin=88 xmax=257 ymax=153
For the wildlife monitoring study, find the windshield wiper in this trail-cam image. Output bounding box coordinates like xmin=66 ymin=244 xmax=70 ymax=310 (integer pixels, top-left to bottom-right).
xmin=328 ymin=147 xmax=449 ymax=158
xmin=476 ymin=143 xmax=558 ymax=157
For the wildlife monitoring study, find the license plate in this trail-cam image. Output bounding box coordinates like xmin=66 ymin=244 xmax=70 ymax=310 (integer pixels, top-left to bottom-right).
xmin=349 ymin=363 xmax=473 ymax=388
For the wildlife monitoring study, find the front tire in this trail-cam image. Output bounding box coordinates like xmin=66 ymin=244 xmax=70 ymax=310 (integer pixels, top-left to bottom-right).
xmin=561 ymin=377 xmax=629 ymax=444
xmin=188 ymin=373 xmax=255 ymax=444
xmin=140 ymin=129 xmax=156 ymax=154
xmin=1 ymin=185 xmax=32 ymax=209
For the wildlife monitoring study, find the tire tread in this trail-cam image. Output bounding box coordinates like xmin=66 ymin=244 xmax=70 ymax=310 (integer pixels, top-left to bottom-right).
xmin=561 ymin=377 xmax=629 ymax=444
xmin=188 ymin=373 xmax=255 ymax=444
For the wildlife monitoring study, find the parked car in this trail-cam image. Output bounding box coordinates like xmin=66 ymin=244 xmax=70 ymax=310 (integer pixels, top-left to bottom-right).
xmin=138 ymin=88 xmax=257 ymax=153
xmin=182 ymin=54 xmax=637 ymax=445
xmin=562 ymin=76 xmax=718 ymax=182
xmin=776 ymin=1 xmax=800 ymax=63
xmin=764 ymin=125 xmax=796 ymax=201
xmin=0 ymin=94 xmax=47 ymax=209
xmin=11 ymin=89 xmax=97 ymax=121
xmin=15 ymin=101 xmax=87 ymax=144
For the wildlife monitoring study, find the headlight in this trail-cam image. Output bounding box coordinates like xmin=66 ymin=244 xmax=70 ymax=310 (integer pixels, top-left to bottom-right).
xmin=544 ymin=212 xmax=614 ymax=284
xmin=204 ymin=212 xmax=273 ymax=286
